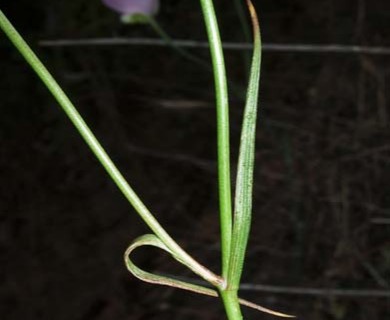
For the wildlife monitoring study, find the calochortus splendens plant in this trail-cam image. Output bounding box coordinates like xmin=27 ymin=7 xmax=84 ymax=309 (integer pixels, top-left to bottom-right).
xmin=0 ymin=0 xmax=294 ymax=319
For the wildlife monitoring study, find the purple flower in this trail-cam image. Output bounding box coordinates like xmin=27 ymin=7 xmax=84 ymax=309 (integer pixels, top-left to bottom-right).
xmin=102 ymin=0 xmax=159 ymax=16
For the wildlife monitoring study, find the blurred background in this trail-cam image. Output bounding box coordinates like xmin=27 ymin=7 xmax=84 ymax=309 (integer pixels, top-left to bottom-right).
xmin=1 ymin=0 xmax=389 ymax=319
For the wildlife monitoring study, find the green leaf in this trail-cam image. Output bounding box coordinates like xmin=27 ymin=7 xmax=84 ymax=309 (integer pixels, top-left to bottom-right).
xmin=124 ymin=234 xmax=219 ymax=296
xmin=227 ymin=0 xmax=262 ymax=290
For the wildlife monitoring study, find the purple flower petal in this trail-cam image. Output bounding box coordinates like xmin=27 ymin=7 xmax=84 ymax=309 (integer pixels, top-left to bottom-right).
xmin=102 ymin=0 xmax=159 ymax=16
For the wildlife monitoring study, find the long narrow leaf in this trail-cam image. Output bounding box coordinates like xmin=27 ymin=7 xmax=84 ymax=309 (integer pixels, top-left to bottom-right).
xmin=227 ymin=0 xmax=262 ymax=290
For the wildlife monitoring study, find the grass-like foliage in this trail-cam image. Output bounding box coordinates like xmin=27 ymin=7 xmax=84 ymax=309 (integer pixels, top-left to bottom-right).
xmin=0 ymin=1 xmax=294 ymax=319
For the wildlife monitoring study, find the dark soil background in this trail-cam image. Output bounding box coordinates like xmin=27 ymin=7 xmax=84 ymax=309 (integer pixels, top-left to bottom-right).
xmin=1 ymin=0 xmax=390 ymax=319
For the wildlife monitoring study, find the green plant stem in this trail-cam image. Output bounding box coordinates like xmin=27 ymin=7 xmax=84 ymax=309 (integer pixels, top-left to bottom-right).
xmin=199 ymin=0 xmax=232 ymax=281
xmin=0 ymin=8 xmax=223 ymax=288
xmin=220 ymin=290 xmax=243 ymax=320
xmin=199 ymin=1 xmax=242 ymax=319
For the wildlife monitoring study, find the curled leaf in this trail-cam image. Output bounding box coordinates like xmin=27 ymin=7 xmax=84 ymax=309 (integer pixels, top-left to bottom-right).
xmin=124 ymin=234 xmax=295 ymax=317
xmin=124 ymin=234 xmax=217 ymax=296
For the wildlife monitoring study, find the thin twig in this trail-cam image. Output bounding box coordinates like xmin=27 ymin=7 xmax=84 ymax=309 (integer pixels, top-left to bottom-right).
xmin=38 ymin=37 xmax=390 ymax=55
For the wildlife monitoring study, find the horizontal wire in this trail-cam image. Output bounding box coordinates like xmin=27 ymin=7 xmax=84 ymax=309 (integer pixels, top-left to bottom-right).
xmin=160 ymin=273 xmax=390 ymax=298
xmin=239 ymin=283 xmax=390 ymax=298
xmin=38 ymin=37 xmax=390 ymax=55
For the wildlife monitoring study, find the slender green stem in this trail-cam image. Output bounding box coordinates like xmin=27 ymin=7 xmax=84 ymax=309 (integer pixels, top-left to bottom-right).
xmin=199 ymin=0 xmax=232 ymax=281
xmin=220 ymin=290 xmax=243 ymax=320
xmin=199 ymin=1 xmax=242 ymax=319
xmin=0 ymin=8 xmax=223 ymax=288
